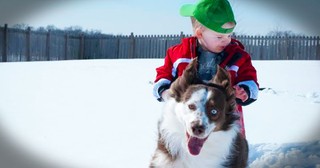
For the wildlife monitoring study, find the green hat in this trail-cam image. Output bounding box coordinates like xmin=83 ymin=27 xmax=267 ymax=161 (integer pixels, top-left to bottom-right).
xmin=180 ymin=0 xmax=236 ymax=34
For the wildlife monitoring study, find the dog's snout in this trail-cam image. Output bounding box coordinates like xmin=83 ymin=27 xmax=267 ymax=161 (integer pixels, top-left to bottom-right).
xmin=191 ymin=121 xmax=205 ymax=136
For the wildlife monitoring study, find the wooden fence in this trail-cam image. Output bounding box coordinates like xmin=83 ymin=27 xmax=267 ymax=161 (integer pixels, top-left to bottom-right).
xmin=1 ymin=24 xmax=319 ymax=62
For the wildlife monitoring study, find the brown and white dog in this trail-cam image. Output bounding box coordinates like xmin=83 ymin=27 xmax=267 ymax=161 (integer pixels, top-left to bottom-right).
xmin=150 ymin=58 xmax=248 ymax=168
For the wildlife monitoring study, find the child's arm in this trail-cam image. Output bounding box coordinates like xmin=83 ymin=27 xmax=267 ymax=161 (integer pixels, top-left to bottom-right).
xmin=153 ymin=50 xmax=174 ymax=102
xmin=234 ymin=54 xmax=259 ymax=106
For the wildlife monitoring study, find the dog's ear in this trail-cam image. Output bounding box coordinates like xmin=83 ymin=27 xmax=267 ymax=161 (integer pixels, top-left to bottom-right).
xmin=170 ymin=58 xmax=200 ymax=102
xmin=211 ymin=65 xmax=230 ymax=88
xmin=211 ymin=66 xmax=236 ymax=112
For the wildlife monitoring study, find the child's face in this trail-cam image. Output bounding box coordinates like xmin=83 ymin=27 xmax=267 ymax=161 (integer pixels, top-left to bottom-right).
xmin=197 ymin=28 xmax=232 ymax=53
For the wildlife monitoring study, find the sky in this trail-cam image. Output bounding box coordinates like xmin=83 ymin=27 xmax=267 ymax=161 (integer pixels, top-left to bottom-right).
xmin=0 ymin=59 xmax=319 ymax=167
xmin=0 ymin=0 xmax=319 ymax=36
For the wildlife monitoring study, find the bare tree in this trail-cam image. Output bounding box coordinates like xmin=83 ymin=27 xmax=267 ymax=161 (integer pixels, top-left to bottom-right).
xmin=12 ymin=23 xmax=30 ymax=30
xmin=267 ymin=27 xmax=304 ymax=37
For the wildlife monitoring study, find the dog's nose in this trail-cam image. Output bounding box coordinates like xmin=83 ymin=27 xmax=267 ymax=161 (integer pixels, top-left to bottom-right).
xmin=191 ymin=121 xmax=205 ymax=136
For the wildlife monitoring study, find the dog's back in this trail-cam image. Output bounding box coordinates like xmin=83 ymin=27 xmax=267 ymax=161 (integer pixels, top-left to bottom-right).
xmin=150 ymin=59 xmax=248 ymax=168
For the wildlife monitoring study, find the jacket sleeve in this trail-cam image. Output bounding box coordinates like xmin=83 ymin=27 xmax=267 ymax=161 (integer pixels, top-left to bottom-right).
xmin=234 ymin=52 xmax=259 ymax=106
xmin=153 ymin=48 xmax=174 ymax=101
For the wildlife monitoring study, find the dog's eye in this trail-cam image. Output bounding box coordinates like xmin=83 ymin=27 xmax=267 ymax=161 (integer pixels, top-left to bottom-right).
xmin=188 ymin=104 xmax=196 ymax=111
xmin=210 ymin=109 xmax=218 ymax=115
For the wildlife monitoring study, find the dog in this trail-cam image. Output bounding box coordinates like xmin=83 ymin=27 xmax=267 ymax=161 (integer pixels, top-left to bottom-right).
xmin=150 ymin=58 xmax=248 ymax=168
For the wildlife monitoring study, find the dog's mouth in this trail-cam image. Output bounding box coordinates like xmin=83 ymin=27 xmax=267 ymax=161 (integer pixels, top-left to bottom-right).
xmin=186 ymin=132 xmax=208 ymax=156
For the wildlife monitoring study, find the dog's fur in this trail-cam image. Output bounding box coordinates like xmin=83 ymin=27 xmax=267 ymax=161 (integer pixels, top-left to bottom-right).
xmin=150 ymin=58 xmax=248 ymax=168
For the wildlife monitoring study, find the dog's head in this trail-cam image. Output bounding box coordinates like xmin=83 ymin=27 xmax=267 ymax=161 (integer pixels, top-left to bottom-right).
xmin=169 ymin=58 xmax=238 ymax=155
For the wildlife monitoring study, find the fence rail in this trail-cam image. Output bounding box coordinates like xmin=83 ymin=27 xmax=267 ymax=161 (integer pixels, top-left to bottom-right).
xmin=1 ymin=24 xmax=319 ymax=62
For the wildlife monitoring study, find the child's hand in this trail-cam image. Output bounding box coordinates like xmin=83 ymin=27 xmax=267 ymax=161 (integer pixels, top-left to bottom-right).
xmin=233 ymin=85 xmax=248 ymax=102
xmin=161 ymin=89 xmax=170 ymax=101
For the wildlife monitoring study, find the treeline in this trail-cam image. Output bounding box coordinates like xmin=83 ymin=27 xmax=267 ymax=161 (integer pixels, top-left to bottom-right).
xmin=11 ymin=23 xmax=306 ymax=37
xmin=10 ymin=23 xmax=112 ymax=37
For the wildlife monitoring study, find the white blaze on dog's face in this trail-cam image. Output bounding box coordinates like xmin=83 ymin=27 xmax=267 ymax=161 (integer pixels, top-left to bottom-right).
xmin=182 ymin=85 xmax=227 ymax=137
xmin=175 ymin=85 xmax=227 ymax=155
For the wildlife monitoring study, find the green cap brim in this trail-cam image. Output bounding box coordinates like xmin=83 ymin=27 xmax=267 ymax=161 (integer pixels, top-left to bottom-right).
xmin=180 ymin=4 xmax=196 ymax=16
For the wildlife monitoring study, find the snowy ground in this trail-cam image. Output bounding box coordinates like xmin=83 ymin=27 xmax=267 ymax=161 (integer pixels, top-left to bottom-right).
xmin=0 ymin=59 xmax=319 ymax=168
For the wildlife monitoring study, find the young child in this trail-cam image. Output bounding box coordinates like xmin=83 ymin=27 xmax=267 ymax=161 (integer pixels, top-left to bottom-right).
xmin=152 ymin=0 xmax=259 ymax=136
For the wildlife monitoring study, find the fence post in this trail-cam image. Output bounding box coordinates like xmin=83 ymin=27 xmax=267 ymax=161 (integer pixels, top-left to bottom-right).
xmin=258 ymin=36 xmax=262 ymax=60
xmin=280 ymin=35 xmax=291 ymax=60
xmin=64 ymin=34 xmax=69 ymax=60
xmin=164 ymin=35 xmax=168 ymax=57
xmin=26 ymin=27 xmax=31 ymax=61
xmin=116 ymin=36 xmax=120 ymax=59
xmin=2 ymin=24 xmax=8 ymax=62
xmin=80 ymin=33 xmax=84 ymax=59
xmin=129 ymin=32 xmax=135 ymax=58
xmin=306 ymin=36 xmax=310 ymax=60
xmin=180 ymin=31 xmax=185 ymax=41
xmin=46 ymin=30 xmax=51 ymax=61
xmin=316 ymin=36 xmax=320 ymax=60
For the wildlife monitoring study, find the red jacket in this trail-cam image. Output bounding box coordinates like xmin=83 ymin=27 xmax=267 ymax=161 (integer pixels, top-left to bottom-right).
xmin=153 ymin=36 xmax=259 ymax=136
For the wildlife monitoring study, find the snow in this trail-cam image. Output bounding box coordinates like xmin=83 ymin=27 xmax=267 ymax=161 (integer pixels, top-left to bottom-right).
xmin=0 ymin=59 xmax=319 ymax=167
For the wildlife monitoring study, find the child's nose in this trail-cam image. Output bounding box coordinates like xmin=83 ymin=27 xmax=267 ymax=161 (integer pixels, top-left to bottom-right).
xmin=221 ymin=37 xmax=230 ymax=45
